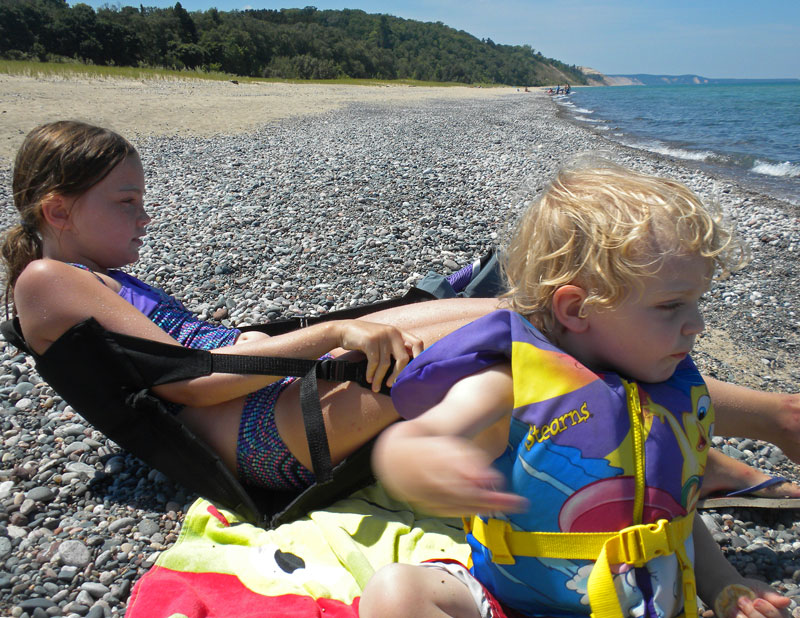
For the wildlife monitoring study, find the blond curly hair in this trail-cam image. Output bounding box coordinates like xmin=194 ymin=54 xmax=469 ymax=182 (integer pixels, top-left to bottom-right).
xmin=502 ymin=156 xmax=748 ymax=337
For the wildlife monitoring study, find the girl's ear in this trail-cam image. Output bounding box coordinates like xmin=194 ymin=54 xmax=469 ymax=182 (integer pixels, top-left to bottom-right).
xmin=552 ymin=285 xmax=589 ymax=333
xmin=40 ymin=195 xmax=73 ymax=231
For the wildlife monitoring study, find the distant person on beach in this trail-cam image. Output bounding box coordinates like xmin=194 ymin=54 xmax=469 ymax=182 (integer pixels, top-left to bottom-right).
xmin=361 ymin=160 xmax=790 ymax=618
xmin=2 ymin=120 xmax=800 ymax=502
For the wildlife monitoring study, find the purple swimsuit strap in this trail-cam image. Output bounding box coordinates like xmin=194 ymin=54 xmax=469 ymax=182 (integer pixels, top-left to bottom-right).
xmin=68 ymin=263 xmax=160 ymax=317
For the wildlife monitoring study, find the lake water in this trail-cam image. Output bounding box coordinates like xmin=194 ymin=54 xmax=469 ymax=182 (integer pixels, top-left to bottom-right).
xmin=556 ymin=82 xmax=800 ymax=205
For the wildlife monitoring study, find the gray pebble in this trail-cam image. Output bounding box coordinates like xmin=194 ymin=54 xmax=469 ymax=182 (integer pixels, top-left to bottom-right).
xmin=57 ymin=540 xmax=91 ymax=568
xmin=25 ymin=487 xmax=55 ymax=503
xmin=107 ymin=517 xmax=136 ymax=534
xmin=80 ymin=582 xmax=110 ymax=599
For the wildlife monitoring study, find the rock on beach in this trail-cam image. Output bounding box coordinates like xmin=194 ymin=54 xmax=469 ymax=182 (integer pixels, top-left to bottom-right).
xmin=1 ymin=83 xmax=800 ymax=616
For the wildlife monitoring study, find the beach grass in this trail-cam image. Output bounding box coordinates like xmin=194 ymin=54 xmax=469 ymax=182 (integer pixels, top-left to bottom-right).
xmin=0 ymin=59 xmax=497 ymax=88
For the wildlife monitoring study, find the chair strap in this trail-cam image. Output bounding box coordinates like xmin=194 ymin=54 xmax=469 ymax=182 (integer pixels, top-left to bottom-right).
xmin=207 ymin=353 xmax=386 ymax=394
xmin=300 ymin=365 xmax=333 ymax=482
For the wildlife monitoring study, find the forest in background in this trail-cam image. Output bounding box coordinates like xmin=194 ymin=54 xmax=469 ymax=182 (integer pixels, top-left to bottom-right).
xmin=0 ymin=0 xmax=588 ymax=85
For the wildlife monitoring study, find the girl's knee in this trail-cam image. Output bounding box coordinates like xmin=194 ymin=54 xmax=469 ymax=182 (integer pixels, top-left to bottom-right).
xmin=361 ymin=564 xmax=423 ymax=618
xmin=235 ymin=330 xmax=270 ymax=344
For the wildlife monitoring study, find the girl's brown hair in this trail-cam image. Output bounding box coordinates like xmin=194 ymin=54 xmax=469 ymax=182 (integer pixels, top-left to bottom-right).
xmin=1 ymin=121 xmax=137 ymax=312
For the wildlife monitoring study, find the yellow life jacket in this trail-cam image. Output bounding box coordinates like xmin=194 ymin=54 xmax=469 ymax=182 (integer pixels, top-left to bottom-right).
xmin=392 ymin=310 xmax=714 ymax=618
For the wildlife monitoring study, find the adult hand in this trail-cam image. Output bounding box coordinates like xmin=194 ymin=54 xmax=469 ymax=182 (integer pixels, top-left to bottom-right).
xmin=376 ymin=434 xmax=528 ymax=516
xmin=337 ymin=320 xmax=424 ymax=392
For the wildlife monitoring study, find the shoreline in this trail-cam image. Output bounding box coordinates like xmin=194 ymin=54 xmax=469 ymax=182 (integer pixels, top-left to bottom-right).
xmin=1 ymin=78 xmax=800 ymax=615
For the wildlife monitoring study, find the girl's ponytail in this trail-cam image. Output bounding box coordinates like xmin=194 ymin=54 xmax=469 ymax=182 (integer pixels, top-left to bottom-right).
xmin=1 ymin=224 xmax=42 ymax=315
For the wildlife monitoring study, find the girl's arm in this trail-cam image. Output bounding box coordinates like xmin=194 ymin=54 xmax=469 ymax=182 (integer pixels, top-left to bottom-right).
xmin=693 ymin=513 xmax=789 ymax=617
xmin=373 ymin=364 xmax=529 ymax=516
xmin=14 ymin=259 xmax=421 ymax=406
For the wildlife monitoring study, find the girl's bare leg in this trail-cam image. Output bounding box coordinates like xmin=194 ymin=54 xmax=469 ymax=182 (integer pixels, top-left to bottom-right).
xmin=179 ymin=373 xmax=397 ymax=475
xmin=274 ymin=373 xmax=397 ymax=470
xmin=354 ymin=296 xmax=504 ymax=347
xmin=274 ymin=297 xmax=504 ymax=469
xmin=360 ymin=563 xmax=481 ymax=618
xmin=180 ymin=297 xmax=503 ymax=474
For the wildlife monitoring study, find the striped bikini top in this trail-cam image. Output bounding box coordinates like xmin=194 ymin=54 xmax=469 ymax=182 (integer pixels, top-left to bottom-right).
xmin=70 ymin=263 xmax=240 ymax=351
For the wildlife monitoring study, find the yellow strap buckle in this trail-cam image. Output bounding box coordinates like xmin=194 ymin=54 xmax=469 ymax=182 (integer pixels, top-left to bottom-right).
xmin=485 ymin=518 xmax=515 ymax=565
xmin=616 ymin=519 xmax=672 ymax=566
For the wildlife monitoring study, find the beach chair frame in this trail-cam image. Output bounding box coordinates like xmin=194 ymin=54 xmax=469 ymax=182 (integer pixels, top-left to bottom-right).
xmin=0 ymin=288 xmax=434 ymax=527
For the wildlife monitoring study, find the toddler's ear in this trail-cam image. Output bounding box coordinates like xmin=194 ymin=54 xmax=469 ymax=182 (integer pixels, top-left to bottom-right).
xmin=552 ymin=285 xmax=589 ymax=333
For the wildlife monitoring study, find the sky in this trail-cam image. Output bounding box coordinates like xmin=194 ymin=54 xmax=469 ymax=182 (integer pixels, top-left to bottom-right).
xmin=79 ymin=0 xmax=799 ymax=79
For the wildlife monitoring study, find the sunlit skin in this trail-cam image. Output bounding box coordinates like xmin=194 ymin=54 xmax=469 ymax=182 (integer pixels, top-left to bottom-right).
xmin=557 ymin=253 xmax=711 ymax=384
xmin=40 ymin=155 xmax=150 ymax=273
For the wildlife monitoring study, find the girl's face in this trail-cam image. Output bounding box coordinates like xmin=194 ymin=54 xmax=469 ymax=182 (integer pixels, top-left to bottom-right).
xmin=63 ymin=155 xmax=149 ymax=272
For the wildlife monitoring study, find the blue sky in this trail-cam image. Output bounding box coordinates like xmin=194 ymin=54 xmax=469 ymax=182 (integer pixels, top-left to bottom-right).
xmin=81 ymin=0 xmax=799 ymax=78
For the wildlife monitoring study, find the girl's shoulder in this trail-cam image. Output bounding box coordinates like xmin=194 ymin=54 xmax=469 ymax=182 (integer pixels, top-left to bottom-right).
xmin=15 ymin=258 xmax=79 ymax=291
xmin=14 ymin=259 xmax=123 ymax=348
xmin=16 ymin=259 xmax=120 ymax=294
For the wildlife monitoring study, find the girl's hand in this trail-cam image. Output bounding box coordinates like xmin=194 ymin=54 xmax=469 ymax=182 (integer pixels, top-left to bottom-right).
xmin=377 ymin=434 xmax=529 ymax=516
xmin=715 ymin=580 xmax=791 ymax=618
xmin=336 ymin=320 xmax=424 ymax=392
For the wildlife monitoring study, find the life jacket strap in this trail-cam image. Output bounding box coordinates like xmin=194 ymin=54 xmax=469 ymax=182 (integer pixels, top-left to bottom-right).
xmin=464 ymin=513 xmax=697 ymax=618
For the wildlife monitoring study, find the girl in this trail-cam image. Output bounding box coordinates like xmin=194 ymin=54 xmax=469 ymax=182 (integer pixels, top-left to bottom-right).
xmin=3 ymin=120 xmax=499 ymax=491
xmin=2 ymin=120 xmax=798 ymax=499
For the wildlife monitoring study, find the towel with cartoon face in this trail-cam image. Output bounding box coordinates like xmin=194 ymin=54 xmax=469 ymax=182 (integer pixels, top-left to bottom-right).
xmin=126 ymin=485 xmax=469 ymax=618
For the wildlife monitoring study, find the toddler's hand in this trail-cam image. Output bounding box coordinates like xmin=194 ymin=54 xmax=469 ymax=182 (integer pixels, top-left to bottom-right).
xmin=337 ymin=320 xmax=423 ymax=392
xmin=377 ymin=434 xmax=528 ymax=516
xmin=715 ymin=580 xmax=790 ymax=618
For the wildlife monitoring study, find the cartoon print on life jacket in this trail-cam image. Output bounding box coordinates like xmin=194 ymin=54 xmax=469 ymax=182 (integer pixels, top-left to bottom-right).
xmin=644 ymin=384 xmax=714 ymax=512
xmin=520 ymin=381 xmax=709 ymax=614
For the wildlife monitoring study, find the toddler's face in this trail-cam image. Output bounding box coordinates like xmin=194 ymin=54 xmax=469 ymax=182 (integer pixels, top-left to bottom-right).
xmin=578 ymin=253 xmax=711 ymax=383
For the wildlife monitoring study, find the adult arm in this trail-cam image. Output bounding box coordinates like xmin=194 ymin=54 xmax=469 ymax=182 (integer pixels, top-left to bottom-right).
xmin=372 ymin=364 xmax=528 ymax=516
xmin=14 ymin=259 xmax=421 ymax=407
xmin=706 ymin=377 xmax=800 ymax=461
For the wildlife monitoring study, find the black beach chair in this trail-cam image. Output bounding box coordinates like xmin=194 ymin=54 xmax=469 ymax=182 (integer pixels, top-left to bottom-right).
xmin=0 ymin=288 xmax=435 ymax=528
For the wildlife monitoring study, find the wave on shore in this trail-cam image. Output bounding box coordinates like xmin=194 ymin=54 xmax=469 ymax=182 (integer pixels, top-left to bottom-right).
xmin=555 ymin=83 xmax=800 ymax=204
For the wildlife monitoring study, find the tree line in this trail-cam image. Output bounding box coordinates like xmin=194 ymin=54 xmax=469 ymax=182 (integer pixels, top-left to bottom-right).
xmin=0 ymin=1 xmax=588 ymax=85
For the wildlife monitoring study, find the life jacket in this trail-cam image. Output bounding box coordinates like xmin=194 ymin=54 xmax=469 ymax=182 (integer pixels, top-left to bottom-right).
xmin=392 ymin=310 xmax=714 ymax=618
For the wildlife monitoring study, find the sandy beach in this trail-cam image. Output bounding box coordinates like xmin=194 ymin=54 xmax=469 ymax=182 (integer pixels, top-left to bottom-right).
xmin=2 ymin=74 xmax=800 ymax=616
xmin=0 ymin=74 xmax=517 ymax=165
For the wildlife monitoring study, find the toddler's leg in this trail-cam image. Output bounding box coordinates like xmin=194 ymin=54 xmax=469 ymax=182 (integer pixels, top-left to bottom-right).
xmin=360 ymin=563 xmax=482 ymax=618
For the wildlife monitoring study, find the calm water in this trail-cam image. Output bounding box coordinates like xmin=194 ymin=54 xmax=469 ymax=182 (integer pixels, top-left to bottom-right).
xmin=557 ymin=83 xmax=800 ymax=204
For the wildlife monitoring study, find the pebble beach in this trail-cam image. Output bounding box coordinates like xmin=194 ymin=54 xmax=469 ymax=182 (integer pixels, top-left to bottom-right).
xmin=1 ymin=77 xmax=800 ymax=617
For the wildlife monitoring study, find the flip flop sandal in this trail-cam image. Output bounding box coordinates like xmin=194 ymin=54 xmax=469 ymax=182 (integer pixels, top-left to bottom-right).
xmin=697 ymin=476 xmax=800 ymax=509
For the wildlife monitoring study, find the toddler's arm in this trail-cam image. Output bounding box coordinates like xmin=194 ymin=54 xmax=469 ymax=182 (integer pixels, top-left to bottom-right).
xmin=372 ymin=364 xmax=529 ymax=516
xmin=693 ymin=514 xmax=790 ymax=617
